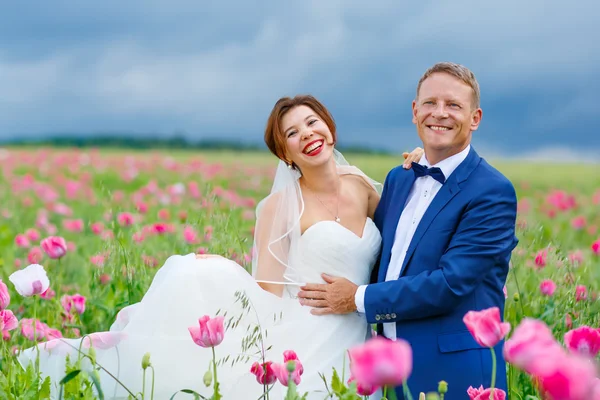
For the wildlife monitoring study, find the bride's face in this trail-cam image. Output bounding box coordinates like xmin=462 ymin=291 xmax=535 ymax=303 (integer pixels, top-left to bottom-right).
xmin=281 ymin=105 xmax=335 ymax=169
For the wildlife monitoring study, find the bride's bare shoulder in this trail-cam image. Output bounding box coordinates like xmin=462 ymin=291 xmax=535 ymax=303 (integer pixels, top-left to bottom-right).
xmin=341 ymin=174 xmax=378 ymax=198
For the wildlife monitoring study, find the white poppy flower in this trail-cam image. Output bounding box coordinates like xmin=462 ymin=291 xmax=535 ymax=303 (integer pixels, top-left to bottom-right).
xmin=9 ymin=264 xmax=50 ymax=297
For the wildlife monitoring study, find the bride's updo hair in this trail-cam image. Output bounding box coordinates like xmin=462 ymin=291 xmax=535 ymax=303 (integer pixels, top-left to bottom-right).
xmin=264 ymin=95 xmax=337 ymax=162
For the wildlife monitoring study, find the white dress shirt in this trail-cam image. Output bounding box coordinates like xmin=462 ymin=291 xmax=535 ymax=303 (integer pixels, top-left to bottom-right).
xmin=355 ymin=145 xmax=471 ymax=340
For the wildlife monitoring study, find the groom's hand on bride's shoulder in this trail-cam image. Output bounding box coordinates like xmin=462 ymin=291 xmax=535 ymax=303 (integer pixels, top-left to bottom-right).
xmin=297 ymin=274 xmax=358 ymax=315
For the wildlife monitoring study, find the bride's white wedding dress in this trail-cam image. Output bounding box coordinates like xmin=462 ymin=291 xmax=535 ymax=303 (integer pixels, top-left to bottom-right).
xmin=19 ymin=218 xmax=381 ymax=399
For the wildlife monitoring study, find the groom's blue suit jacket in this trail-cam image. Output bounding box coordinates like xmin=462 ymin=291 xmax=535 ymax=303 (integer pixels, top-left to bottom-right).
xmin=367 ymin=147 xmax=518 ymax=399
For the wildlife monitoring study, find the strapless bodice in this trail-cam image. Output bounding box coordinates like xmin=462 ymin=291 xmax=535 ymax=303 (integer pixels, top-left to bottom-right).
xmin=284 ymin=218 xmax=381 ymax=297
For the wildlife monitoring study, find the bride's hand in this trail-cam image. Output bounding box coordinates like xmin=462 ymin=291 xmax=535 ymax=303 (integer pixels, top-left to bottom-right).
xmin=402 ymin=146 xmax=424 ymax=169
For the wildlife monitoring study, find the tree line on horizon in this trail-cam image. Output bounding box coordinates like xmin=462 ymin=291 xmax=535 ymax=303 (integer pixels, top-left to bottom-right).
xmin=1 ymin=135 xmax=390 ymax=154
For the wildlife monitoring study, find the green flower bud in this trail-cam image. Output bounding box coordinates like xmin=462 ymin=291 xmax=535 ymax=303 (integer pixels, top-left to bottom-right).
xmin=87 ymin=347 xmax=97 ymax=365
xmin=286 ymin=360 xmax=296 ymax=373
xmin=203 ymin=369 xmax=213 ymax=387
xmin=141 ymin=352 xmax=151 ymax=370
xmin=438 ymin=380 xmax=448 ymax=394
xmin=513 ymin=293 xmax=520 ymax=302
xmin=426 ymin=393 xmax=440 ymax=400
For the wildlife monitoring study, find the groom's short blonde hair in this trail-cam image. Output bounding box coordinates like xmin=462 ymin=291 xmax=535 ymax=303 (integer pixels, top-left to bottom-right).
xmin=416 ymin=62 xmax=481 ymax=109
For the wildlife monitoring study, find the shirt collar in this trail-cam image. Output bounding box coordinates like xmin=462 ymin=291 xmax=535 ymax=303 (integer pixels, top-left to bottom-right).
xmin=420 ymin=145 xmax=471 ymax=180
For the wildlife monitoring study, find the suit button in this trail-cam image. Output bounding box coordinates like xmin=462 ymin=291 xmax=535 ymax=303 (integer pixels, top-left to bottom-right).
xmin=375 ymin=315 xmax=381 ymax=321
xmin=385 ymin=314 xmax=391 ymax=319
xmin=391 ymin=313 xmax=397 ymax=319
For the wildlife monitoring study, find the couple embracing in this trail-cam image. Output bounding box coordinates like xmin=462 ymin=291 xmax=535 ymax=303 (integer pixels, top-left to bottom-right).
xmin=21 ymin=62 xmax=518 ymax=399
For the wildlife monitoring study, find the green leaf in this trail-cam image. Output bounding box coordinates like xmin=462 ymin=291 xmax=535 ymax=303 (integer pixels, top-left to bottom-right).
xmin=330 ymin=368 xmax=347 ymax=395
xmin=59 ymin=370 xmax=81 ymax=385
xmin=39 ymin=377 xmax=52 ymax=399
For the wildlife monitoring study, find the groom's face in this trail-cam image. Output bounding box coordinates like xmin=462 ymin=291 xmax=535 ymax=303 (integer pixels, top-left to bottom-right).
xmin=412 ymin=72 xmax=482 ymax=163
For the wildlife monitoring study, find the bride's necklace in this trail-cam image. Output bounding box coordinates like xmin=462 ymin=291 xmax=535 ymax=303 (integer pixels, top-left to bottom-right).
xmin=303 ymin=179 xmax=341 ymax=223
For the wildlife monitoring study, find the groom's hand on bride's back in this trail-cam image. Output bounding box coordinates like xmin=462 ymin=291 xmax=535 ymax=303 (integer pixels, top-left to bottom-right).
xmin=297 ymin=274 xmax=358 ymax=315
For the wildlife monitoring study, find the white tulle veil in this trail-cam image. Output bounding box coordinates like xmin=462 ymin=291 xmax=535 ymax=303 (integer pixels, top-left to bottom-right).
xmin=251 ymin=149 xmax=382 ymax=288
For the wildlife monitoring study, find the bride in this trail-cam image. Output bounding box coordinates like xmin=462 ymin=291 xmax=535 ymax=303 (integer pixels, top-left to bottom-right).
xmin=18 ymin=95 xmax=422 ymax=399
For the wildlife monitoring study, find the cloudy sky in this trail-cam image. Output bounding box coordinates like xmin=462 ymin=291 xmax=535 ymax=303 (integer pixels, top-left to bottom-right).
xmin=1 ymin=1 xmax=598 ymax=159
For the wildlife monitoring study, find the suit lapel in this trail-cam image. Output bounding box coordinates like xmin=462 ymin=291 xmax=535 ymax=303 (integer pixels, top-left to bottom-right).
xmin=399 ymin=178 xmax=459 ymax=276
xmin=378 ymin=172 xmax=416 ymax=282
xmin=399 ymin=147 xmax=481 ymax=276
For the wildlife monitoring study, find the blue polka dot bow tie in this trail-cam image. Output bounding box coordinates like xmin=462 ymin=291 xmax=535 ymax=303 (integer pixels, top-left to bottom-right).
xmin=411 ymin=162 xmax=446 ymax=184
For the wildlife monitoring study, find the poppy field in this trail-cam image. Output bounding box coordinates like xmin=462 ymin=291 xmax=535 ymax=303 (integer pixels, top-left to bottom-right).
xmin=0 ymin=147 xmax=599 ymax=399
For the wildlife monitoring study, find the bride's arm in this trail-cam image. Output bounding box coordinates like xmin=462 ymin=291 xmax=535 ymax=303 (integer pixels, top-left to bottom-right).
xmin=402 ymin=146 xmax=424 ymax=169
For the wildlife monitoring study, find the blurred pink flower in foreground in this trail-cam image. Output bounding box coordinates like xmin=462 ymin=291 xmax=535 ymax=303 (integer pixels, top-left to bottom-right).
xmin=503 ymin=318 xmax=561 ymax=375
xmin=504 ymin=318 xmax=598 ymax=399
xmin=463 ymin=307 xmax=511 ymax=348
xmin=40 ymin=236 xmax=67 ymax=259
xmin=188 ymin=315 xmax=225 ymax=348
xmin=532 ymin=350 xmax=598 ymax=400
xmin=348 ymin=336 xmax=412 ymax=389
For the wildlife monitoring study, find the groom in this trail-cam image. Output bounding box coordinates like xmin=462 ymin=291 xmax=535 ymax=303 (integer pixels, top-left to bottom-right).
xmin=298 ymin=62 xmax=518 ymax=398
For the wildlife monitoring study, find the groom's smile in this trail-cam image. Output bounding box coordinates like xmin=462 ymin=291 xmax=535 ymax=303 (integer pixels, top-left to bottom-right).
xmin=427 ymin=125 xmax=452 ymax=132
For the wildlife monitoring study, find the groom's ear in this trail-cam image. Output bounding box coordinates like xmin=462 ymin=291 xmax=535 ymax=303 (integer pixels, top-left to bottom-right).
xmin=411 ymin=100 xmax=418 ymax=124
xmin=470 ymin=108 xmax=483 ymax=132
